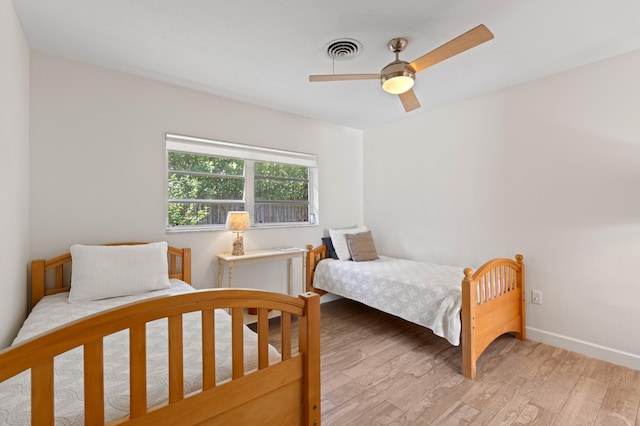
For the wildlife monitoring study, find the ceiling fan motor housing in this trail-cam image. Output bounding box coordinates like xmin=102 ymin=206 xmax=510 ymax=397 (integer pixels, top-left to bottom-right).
xmin=381 ymin=60 xmax=416 ymax=94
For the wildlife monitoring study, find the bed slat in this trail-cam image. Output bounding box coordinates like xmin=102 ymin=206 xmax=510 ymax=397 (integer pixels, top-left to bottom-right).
xmin=201 ymin=309 xmax=216 ymax=390
xmin=168 ymin=315 xmax=184 ymax=403
xmin=31 ymin=359 xmax=54 ymax=426
xmin=129 ymin=324 xmax=147 ymax=417
xmin=257 ymin=308 xmax=269 ymax=370
xmin=280 ymin=312 xmax=292 ymax=361
xmin=169 ymin=254 xmax=177 ymax=277
xmin=55 ymin=265 xmax=64 ymax=290
xmin=231 ymin=307 xmax=244 ymax=379
xmin=84 ymin=339 xmax=105 ymax=425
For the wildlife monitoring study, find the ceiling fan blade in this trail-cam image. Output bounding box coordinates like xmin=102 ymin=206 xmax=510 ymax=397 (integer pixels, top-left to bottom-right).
xmin=309 ymin=74 xmax=380 ymax=82
xmin=399 ymin=89 xmax=421 ymax=112
xmin=409 ymin=24 xmax=494 ymax=73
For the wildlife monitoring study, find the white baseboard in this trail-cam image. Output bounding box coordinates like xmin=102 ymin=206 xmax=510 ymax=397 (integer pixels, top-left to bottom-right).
xmin=527 ymin=327 xmax=640 ymax=371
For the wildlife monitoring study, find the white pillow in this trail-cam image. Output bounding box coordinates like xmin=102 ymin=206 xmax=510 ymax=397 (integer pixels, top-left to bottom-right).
xmin=68 ymin=242 xmax=172 ymax=303
xmin=329 ymin=226 xmax=368 ymax=260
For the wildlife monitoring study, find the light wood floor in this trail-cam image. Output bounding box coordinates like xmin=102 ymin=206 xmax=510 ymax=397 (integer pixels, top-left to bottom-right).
xmin=310 ymin=298 xmax=640 ymax=426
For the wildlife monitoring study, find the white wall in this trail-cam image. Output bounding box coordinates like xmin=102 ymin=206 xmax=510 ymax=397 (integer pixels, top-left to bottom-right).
xmin=364 ymin=49 xmax=640 ymax=370
xmin=0 ymin=0 xmax=30 ymax=347
xmin=29 ymin=52 xmax=363 ymax=295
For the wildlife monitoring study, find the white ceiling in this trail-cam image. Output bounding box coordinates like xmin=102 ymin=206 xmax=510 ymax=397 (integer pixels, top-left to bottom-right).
xmin=12 ymin=0 xmax=640 ymax=129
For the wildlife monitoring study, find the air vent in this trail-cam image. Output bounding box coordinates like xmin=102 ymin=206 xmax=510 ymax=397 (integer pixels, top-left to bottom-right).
xmin=325 ymin=38 xmax=362 ymax=61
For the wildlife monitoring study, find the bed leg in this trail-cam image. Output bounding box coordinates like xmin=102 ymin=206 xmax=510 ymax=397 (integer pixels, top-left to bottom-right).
xmin=461 ymin=329 xmax=477 ymax=380
xmin=462 ymin=350 xmax=476 ymax=379
xmin=461 ymin=268 xmax=476 ymax=379
xmin=516 ymin=253 xmax=526 ymax=341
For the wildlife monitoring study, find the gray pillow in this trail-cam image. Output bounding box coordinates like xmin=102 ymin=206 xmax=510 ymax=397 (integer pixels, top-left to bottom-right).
xmin=345 ymin=231 xmax=379 ymax=262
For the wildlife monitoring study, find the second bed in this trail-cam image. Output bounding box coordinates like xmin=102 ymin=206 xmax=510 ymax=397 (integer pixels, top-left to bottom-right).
xmin=305 ymin=243 xmax=526 ymax=379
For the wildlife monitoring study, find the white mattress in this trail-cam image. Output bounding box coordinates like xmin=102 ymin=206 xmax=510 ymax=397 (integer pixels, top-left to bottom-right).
xmin=313 ymin=256 xmax=464 ymax=346
xmin=0 ymin=279 xmax=281 ymax=424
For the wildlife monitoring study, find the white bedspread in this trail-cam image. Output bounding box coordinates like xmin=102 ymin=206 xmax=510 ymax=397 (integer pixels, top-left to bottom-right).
xmin=0 ymin=280 xmax=280 ymax=425
xmin=313 ymin=256 xmax=464 ymax=346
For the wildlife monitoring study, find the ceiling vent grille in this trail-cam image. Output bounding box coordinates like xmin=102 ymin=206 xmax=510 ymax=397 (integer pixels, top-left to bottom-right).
xmin=325 ymin=38 xmax=362 ymax=61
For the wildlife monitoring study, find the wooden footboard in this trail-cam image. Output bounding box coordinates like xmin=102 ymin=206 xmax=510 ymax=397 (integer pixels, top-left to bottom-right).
xmin=0 ymin=289 xmax=321 ymax=425
xmin=461 ymin=254 xmax=525 ymax=379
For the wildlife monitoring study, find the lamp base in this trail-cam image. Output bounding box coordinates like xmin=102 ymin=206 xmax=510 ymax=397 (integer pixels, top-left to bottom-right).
xmin=232 ymin=234 xmax=244 ymax=256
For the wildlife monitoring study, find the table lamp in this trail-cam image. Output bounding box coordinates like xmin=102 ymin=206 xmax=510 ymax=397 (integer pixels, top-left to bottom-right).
xmin=225 ymin=211 xmax=250 ymax=255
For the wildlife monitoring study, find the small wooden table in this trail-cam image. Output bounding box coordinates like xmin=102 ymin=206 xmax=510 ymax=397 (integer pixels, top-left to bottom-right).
xmin=216 ymin=248 xmax=307 ymax=296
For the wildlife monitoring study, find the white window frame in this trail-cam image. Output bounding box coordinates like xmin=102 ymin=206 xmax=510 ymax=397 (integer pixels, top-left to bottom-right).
xmin=166 ymin=133 xmax=319 ymax=232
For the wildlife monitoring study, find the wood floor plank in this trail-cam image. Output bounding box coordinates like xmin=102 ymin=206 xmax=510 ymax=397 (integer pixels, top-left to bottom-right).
xmin=554 ymin=376 xmax=608 ymax=425
xmin=594 ymin=386 xmax=640 ymax=425
xmin=398 ymin=374 xmax=474 ymax=423
xmin=431 ymin=400 xmax=480 ymax=424
xmin=584 ymin=356 xmax=617 ymax=383
xmin=517 ymin=343 xmax=565 ymax=384
xmin=460 ymin=347 xmax=532 ymax=411
xmin=340 ymin=334 xmax=427 ymax=380
xmin=323 ymin=378 xmax=368 ymax=408
xmin=320 ymin=370 xmax=354 ymax=394
xmin=350 ymin=400 xmax=406 ymax=425
xmin=387 ymin=348 xmax=464 ymax=412
xmin=528 ymin=352 xmax=581 ymax=414
xmin=556 ymin=350 xmax=590 ymax=376
xmin=324 ymin=373 xmax=419 ymax=424
xmin=609 ymin=364 xmax=640 ymax=394
xmin=511 ymin=403 xmax=559 ymax=425
xmin=471 ymin=376 xmax=540 ymax=425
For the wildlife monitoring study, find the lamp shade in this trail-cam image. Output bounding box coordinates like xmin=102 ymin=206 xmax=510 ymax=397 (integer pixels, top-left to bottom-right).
xmin=225 ymin=211 xmax=250 ymax=231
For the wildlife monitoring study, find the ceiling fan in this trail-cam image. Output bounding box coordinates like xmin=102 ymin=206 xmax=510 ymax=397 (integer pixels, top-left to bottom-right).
xmin=309 ymin=25 xmax=494 ymax=112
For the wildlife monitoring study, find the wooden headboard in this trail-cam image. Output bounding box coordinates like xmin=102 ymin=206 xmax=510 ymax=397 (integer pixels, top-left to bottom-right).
xmin=30 ymin=242 xmax=192 ymax=308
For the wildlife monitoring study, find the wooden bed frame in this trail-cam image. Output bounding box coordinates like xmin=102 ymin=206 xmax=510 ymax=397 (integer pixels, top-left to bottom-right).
xmin=305 ymin=244 xmax=525 ymax=379
xmin=0 ymin=243 xmax=321 ymax=425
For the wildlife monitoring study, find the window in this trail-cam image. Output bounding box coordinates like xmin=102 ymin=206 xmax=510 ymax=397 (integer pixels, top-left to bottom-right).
xmin=166 ymin=133 xmax=318 ymax=231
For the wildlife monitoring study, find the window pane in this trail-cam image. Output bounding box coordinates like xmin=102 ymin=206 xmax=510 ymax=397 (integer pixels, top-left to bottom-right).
xmin=168 ymin=173 xmax=244 ymax=201
xmin=168 ymin=202 xmax=244 ymax=226
xmin=255 ymin=178 xmax=308 ymax=201
xmin=255 ymin=162 xmax=307 ymax=179
xmin=168 ymin=152 xmax=244 ymax=175
xmin=254 ymin=162 xmax=309 ymax=224
xmin=254 ymin=162 xmax=309 ymax=202
xmin=255 ymin=203 xmax=309 ymax=224
xmin=168 ymin=151 xmax=246 ymax=227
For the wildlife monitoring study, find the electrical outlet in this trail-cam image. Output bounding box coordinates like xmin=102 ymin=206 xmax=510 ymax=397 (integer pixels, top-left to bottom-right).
xmin=531 ymin=290 xmax=542 ymax=305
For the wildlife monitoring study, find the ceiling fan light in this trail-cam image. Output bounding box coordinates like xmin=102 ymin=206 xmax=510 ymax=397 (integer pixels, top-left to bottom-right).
xmin=380 ymin=61 xmax=415 ymax=94
xmin=382 ymin=75 xmax=415 ymax=94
